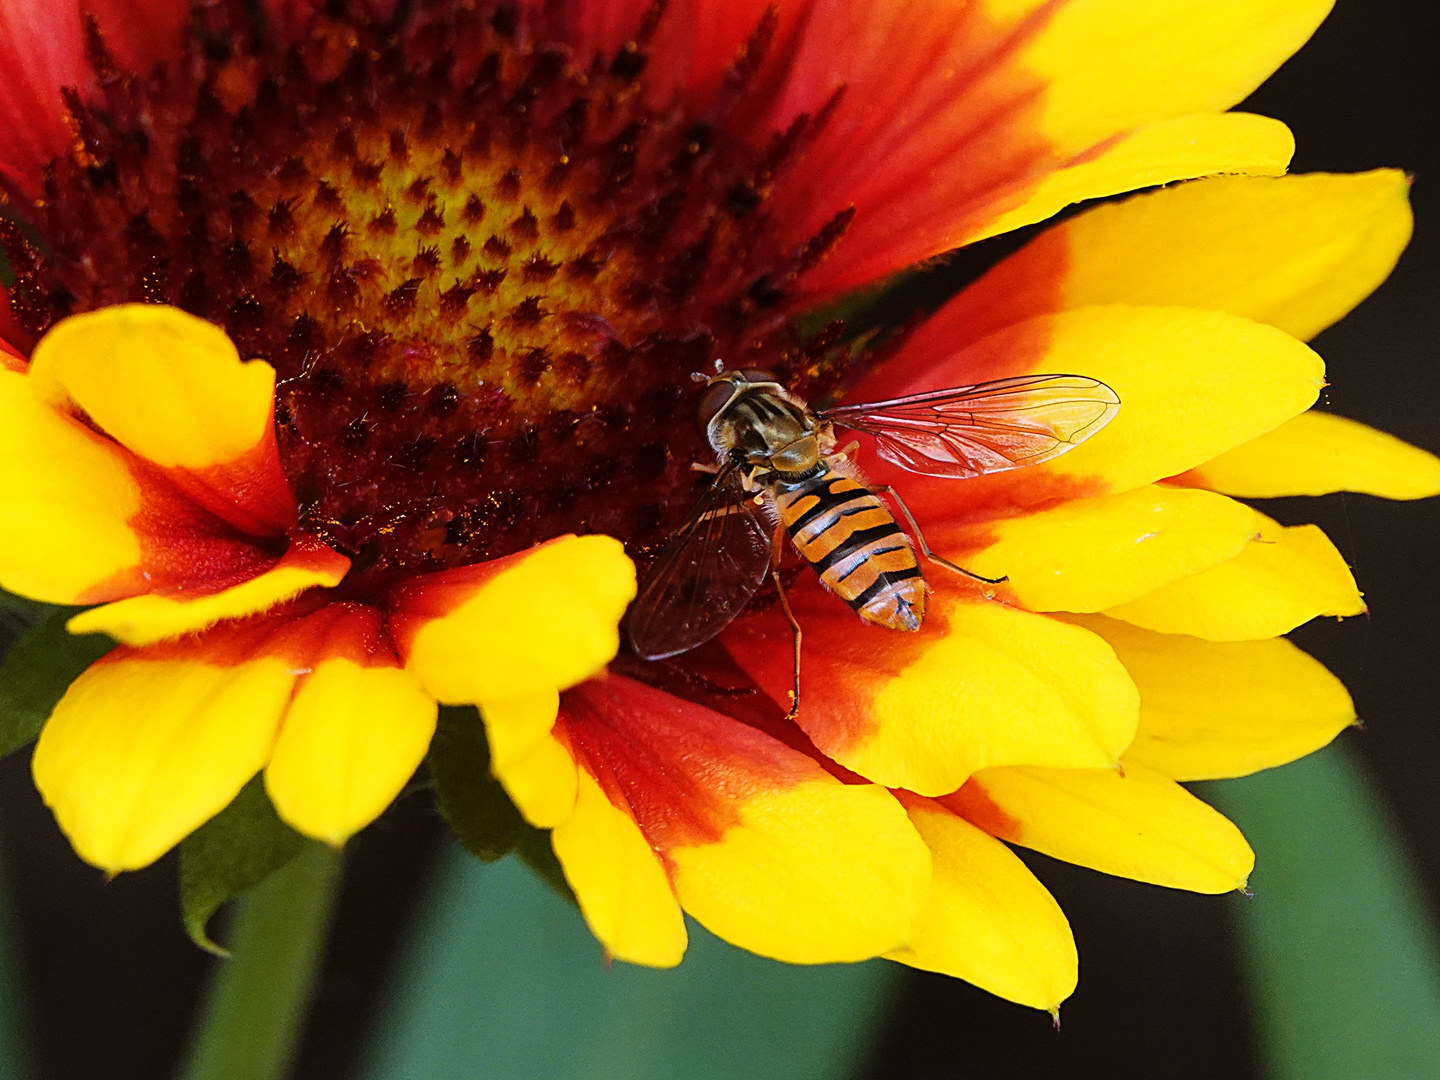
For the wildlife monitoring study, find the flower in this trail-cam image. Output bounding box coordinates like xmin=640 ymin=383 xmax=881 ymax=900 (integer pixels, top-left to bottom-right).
xmin=1 ymin=0 xmax=1435 ymax=1012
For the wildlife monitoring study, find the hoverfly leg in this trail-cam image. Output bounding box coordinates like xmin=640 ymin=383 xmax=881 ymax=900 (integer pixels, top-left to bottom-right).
xmin=872 ymin=485 xmax=1008 ymax=586
xmin=770 ymin=522 xmax=803 ymax=719
xmin=689 ymin=461 xmax=722 ymax=474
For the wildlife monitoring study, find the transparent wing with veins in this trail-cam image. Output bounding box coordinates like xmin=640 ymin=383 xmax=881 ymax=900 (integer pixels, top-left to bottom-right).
xmin=821 ymin=374 xmax=1121 ymax=478
xmin=628 ymin=462 xmax=773 ymax=660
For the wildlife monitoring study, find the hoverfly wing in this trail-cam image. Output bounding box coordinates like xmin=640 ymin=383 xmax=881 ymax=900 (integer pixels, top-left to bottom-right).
xmin=628 ymin=462 xmax=773 ymax=661
xmin=821 ymin=374 xmax=1120 ymax=479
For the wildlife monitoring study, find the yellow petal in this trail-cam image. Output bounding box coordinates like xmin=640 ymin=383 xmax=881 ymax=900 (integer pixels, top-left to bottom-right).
xmin=950 ymin=170 xmax=1413 ymax=350
xmin=1026 ymin=307 xmax=1323 ymax=494
xmin=969 ymin=113 xmax=1293 ymax=246
xmin=27 ymin=305 xmax=296 ymax=537
xmin=555 ymin=674 xmax=931 ymax=965
xmin=0 ymin=333 xmax=24 ymax=371
xmin=551 ymin=766 xmax=688 ymax=968
xmin=1000 ymin=0 xmax=1331 ymax=152
xmin=1105 ymin=513 xmax=1363 ymax=640
xmin=888 ymin=795 xmax=1076 ymax=1012
xmin=491 ymin=728 xmax=579 ymax=829
xmin=0 ymin=367 xmax=142 ymax=603
xmin=265 ymin=659 xmax=437 ymax=846
xmin=482 ymin=691 xmax=561 ymax=772
xmin=66 ymin=539 xmax=350 ymax=646
xmin=1063 ymin=171 xmax=1411 ymax=341
xmin=1067 ymin=614 xmax=1356 ymax=781
xmin=397 ymin=535 xmax=636 ymax=704
xmin=29 ymin=305 xmax=276 ymax=472
xmin=1181 ymin=411 xmax=1440 ymax=500
xmin=32 ymin=650 xmax=295 ymax=872
xmin=727 ymin=592 xmax=1138 ymax=796
xmin=957 ymin=761 xmax=1254 ymax=893
xmin=671 ymin=780 xmax=931 ymax=965
xmin=954 ymin=485 xmax=1257 ymax=613
xmin=956 ymin=0 xmax=1335 ymax=251
xmin=780 ymin=0 xmax=1325 ymax=293
xmin=861 ymin=601 xmax=1139 ymax=792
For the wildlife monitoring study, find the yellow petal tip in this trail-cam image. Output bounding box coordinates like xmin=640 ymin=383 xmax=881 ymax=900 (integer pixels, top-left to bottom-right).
xmin=403 ymin=535 xmax=636 ymax=705
xmin=30 ymin=304 xmax=278 ymax=471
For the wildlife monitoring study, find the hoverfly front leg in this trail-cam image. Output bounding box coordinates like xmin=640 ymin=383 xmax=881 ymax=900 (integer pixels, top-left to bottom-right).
xmin=873 ymin=485 xmax=1008 ymax=586
xmin=769 ymin=521 xmax=803 ymax=719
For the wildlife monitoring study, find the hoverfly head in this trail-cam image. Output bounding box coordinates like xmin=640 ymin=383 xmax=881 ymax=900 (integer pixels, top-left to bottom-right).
xmin=695 ymin=367 xmax=785 ymax=435
xmin=696 ymin=374 xmax=742 ymax=433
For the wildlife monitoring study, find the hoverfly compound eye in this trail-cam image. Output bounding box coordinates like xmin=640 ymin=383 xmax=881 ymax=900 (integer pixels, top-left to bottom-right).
xmin=738 ymin=368 xmax=777 ymax=384
xmin=696 ymin=379 xmax=738 ymax=429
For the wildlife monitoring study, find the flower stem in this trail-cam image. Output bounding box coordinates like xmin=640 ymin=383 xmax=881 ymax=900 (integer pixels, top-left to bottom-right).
xmin=179 ymin=843 xmax=344 ymax=1080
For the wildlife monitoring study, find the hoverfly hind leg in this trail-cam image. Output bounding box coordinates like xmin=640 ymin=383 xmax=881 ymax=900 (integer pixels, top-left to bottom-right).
xmin=873 ymin=485 xmax=1008 ymax=586
xmin=770 ymin=522 xmax=803 ymax=719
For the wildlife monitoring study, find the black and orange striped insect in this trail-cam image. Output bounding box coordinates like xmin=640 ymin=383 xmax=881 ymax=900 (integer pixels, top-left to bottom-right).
xmin=628 ymin=367 xmax=1121 ymax=716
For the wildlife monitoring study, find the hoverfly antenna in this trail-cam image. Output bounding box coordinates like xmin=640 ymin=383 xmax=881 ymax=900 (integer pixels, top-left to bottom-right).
xmin=691 ymin=358 xmax=726 ymax=382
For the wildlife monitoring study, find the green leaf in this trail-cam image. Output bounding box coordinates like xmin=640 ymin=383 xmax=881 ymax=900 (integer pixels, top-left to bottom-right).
xmin=428 ymin=704 xmax=526 ymax=862
xmin=427 ymin=704 xmax=577 ymax=904
xmin=0 ymin=588 xmax=49 ymax=618
xmin=797 ymin=268 xmax=918 ymax=341
xmin=1203 ymin=743 xmax=1440 ymax=1079
xmin=362 ymin=850 xmax=898 ymax=1080
xmin=0 ymin=607 xmax=113 ymax=760
xmin=180 ymin=775 xmax=310 ymax=957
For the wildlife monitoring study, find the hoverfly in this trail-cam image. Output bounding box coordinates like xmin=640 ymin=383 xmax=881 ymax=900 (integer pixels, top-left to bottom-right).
xmin=628 ymin=367 xmax=1121 ymax=715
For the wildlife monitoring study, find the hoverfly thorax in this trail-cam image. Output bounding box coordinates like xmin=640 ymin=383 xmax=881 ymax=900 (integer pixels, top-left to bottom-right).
xmin=698 ymin=369 xmax=829 ymax=481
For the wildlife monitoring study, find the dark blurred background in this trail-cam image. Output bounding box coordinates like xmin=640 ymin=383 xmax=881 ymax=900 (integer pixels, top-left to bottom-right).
xmin=0 ymin=2 xmax=1436 ymax=1077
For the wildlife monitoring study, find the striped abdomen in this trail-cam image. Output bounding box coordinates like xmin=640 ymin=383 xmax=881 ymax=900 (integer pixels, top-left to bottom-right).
xmin=774 ymin=467 xmax=927 ymax=631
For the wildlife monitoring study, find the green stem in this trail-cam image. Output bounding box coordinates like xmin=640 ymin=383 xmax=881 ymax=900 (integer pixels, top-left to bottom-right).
xmin=180 ymin=843 xmax=344 ymax=1080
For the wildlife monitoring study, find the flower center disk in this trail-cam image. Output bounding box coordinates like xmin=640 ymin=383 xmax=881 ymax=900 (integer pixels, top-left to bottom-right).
xmin=3 ymin=2 xmax=852 ymax=595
